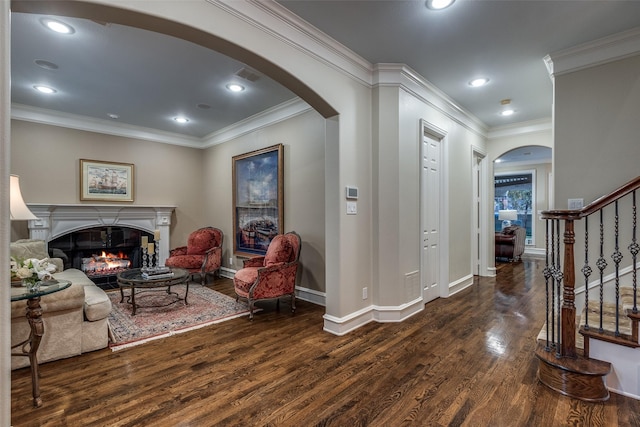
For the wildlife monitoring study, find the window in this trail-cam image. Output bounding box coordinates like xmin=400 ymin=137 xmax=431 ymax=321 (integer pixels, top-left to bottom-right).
xmin=494 ymin=171 xmax=534 ymax=245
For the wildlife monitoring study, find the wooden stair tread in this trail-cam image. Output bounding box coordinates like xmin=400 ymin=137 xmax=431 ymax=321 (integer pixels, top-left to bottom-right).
xmin=535 ymin=341 xmax=611 ymax=376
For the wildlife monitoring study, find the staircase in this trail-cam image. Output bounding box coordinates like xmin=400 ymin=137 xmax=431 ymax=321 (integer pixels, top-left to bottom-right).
xmin=536 ymin=176 xmax=640 ymax=401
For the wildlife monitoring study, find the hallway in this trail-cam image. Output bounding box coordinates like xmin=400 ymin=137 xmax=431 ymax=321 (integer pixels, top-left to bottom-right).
xmin=11 ymin=259 xmax=640 ymax=426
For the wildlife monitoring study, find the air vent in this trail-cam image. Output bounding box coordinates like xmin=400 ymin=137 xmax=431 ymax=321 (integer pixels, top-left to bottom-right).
xmin=235 ymin=67 xmax=260 ymax=82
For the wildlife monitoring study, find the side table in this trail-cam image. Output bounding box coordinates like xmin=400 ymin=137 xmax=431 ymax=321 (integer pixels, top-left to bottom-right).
xmin=11 ymin=280 xmax=71 ymax=407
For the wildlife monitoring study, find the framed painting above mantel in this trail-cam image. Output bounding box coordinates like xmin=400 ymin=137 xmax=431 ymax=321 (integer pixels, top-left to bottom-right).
xmin=232 ymin=144 xmax=284 ymax=257
xmin=80 ymin=159 xmax=134 ymax=202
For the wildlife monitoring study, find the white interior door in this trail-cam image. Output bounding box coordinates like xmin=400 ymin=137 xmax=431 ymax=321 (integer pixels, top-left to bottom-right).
xmin=422 ymin=132 xmax=441 ymax=303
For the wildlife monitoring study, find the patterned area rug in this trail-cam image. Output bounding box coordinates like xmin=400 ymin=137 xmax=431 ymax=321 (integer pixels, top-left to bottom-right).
xmin=107 ymin=284 xmax=251 ymax=351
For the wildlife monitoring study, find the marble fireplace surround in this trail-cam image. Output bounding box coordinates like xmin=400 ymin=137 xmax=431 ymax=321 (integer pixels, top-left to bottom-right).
xmin=26 ymin=204 xmax=176 ymax=265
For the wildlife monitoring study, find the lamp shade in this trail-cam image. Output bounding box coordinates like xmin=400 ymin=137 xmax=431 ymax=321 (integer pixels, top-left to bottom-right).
xmin=10 ymin=174 xmax=38 ymax=220
xmin=498 ymin=209 xmax=518 ymax=221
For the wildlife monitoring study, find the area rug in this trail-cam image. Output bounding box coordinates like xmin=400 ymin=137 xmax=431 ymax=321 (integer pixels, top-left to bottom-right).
xmin=107 ymin=284 xmax=252 ymax=351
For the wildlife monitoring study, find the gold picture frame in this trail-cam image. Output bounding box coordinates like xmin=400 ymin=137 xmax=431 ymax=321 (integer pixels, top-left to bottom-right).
xmin=80 ymin=159 xmax=134 ymax=202
xmin=232 ymin=144 xmax=284 ymax=257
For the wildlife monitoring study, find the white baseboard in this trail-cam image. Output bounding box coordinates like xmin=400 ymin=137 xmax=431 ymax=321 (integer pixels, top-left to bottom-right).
xmin=448 ymin=274 xmax=474 ymax=297
xmin=322 ymin=297 xmax=424 ymax=336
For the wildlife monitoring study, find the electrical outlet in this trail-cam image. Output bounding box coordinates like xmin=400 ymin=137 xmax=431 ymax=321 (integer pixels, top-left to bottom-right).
xmin=362 ymin=287 xmax=368 ymax=300
xmin=229 ymin=257 xmax=233 ymax=265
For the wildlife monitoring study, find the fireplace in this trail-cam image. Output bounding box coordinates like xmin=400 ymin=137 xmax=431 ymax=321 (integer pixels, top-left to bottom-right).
xmin=27 ymin=204 xmax=175 ymax=287
xmin=48 ymin=225 xmax=151 ymax=286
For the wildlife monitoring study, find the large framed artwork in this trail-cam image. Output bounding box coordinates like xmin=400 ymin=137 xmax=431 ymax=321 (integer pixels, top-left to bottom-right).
xmin=80 ymin=159 xmax=134 ymax=202
xmin=232 ymin=144 xmax=284 ymax=257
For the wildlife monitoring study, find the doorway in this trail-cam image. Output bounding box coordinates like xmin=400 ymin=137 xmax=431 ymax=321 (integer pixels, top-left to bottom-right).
xmin=421 ymin=124 xmax=444 ymax=303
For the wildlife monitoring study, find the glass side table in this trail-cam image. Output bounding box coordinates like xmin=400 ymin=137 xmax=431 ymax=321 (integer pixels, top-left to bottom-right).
xmin=11 ymin=280 xmax=71 ymax=407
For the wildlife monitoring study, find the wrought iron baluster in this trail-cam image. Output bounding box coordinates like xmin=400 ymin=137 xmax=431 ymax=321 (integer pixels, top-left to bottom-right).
xmin=612 ymin=200 xmax=623 ymax=336
xmin=597 ymin=209 xmax=607 ymax=333
xmin=543 ymin=219 xmax=552 ymax=351
xmin=555 ymin=219 xmax=563 ymax=357
xmin=629 ymin=190 xmax=639 ymax=314
xmin=550 ymin=218 xmax=557 ymax=348
xmin=582 ymin=217 xmax=592 ymax=330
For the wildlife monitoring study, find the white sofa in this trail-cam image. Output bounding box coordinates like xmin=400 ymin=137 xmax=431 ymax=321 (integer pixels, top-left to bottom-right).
xmin=10 ymin=239 xmax=112 ymax=369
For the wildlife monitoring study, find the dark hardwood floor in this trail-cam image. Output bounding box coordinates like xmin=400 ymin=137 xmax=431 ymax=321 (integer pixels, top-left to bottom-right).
xmin=11 ymin=259 xmax=640 ymax=426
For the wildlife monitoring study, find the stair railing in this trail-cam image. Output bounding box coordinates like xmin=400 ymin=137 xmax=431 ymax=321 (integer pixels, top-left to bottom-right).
xmin=541 ymin=176 xmax=640 ymax=359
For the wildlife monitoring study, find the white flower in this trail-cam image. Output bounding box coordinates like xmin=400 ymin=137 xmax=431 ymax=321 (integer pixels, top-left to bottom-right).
xmin=10 ymin=257 xmax=56 ymax=281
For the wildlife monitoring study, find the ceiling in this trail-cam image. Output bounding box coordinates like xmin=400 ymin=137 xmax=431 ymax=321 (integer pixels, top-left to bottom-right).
xmin=10 ymin=1 xmax=640 ymax=141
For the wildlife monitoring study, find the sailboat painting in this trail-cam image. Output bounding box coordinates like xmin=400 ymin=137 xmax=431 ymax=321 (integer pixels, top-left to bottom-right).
xmin=232 ymin=144 xmax=284 ymax=256
xmin=80 ymin=159 xmax=134 ymax=202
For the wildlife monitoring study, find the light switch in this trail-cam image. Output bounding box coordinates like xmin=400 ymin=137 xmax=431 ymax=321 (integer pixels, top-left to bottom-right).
xmin=568 ymin=198 xmax=584 ymax=210
xmin=347 ymin=201 xmax=357 ymax=215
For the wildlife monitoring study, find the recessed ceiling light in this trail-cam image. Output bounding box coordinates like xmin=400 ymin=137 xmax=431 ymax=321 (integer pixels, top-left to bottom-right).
xmin=33 ymin=85 xmax=57 ymax=94
xmin=500 ymin=109 xmax=515 ymax=117
xmin=40 ymin=18 xmax=75 ymax=34
xmin=469 ymin=78 xmax=489 ymax=87
xmin=226 ymin=83 xmax=245 ymax=92
xmin=108 ymin=113 xmax=120 ymax=119
xmin=34 ymin=59 xmax=59 ymax=70
xmin=173 ymin=116 xmax=189 ymax=123
xmin=426 ymin=0 xmax=455 ymax=10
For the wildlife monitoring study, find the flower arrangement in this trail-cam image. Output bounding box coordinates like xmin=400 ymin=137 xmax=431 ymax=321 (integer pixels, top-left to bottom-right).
xmin=10 ymin=257 xmax=56 ymax=289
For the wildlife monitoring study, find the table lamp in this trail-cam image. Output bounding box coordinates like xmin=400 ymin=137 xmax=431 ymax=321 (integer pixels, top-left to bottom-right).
xmin=10 ymin=174 xmax=38 ymax=220
xmin=498 ymin=209 xmax=518 ymax=230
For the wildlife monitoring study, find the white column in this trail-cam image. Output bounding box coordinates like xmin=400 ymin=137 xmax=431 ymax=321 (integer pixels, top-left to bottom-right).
xmin=154 ymin=208 xmax=173 ymax=265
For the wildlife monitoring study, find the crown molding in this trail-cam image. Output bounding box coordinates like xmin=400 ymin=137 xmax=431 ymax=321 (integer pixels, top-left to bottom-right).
xmin=374 ymin=64 xmax=488 ymax=138
xmin=209 ymin=0 xmax=373 ymax=87
xmin=201 ymin=98 xmax=312 ymax=147
xmin=12 ymin=98 xmax=310 ymax=149
xmin=11 ymin=104 xmax=204 ymax=148
xmin=546 ymin=27 xmax=640 ymax=77
xmin=488 ymin=118 xmax=552 ymax=139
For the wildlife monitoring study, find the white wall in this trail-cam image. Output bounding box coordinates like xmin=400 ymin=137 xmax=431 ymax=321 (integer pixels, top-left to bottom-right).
xmin=554 ymin=55 xmax=640 ymax=207
xmin=489 ymin=127 xmax=553 ymax=253
xmin=202 ymin=109 xmax=327 ymax=295
xmin=10 ymin=120 xmax=204 ymax=246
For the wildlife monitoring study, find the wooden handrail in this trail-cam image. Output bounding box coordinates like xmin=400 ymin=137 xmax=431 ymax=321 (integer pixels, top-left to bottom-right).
xmin=542 ymin=176 xmax=640 ymax=220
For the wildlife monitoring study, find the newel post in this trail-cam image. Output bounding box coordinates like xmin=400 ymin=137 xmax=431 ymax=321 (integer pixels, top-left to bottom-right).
xmin=561 ymin=219 xmax=577 ymax=357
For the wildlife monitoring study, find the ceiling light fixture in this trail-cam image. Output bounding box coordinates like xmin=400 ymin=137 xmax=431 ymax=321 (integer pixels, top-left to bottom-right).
xmin=33 ymin=85 xmax=57 ymax=94
xmin=34 ymin=59 xmax=59 ymax=70
xmin=469 ymin=77 xmax=489 ymax=87
xmin=173 ymin=116 xmax=189 ymax=124
xmin=426 ymin=0 xmax=455 ymax=10
xmin=108 ymin=113 xmax=120 ymax=119
xmin=226 ymin=83 xmax=245 ymax=92
xmin=500 ymin=99 xmax=515 ymax=117
xmin=41 ymin=18 xmax=75 ymax=34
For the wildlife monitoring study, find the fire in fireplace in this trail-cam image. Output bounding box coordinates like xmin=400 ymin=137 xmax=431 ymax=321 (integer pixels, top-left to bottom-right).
xmin=82 ymin=250 xmax=131 ymax=278
xmin=48 ymin=226 xmax=153 ymax=288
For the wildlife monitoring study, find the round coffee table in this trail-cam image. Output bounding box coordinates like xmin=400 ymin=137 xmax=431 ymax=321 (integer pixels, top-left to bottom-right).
xmin=117 ymin=268 xmax=190 ymax=315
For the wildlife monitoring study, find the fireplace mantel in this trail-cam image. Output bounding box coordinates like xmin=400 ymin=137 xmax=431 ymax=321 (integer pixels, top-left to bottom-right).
xmin=27 ymin=204 xmax=175 ymax=264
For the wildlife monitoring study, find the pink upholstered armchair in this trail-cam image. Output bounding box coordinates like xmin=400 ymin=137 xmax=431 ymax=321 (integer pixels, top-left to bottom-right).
xmin=165 ymin=227 xmax=223 ymax=285
xmin=233 ymin=231 xmax=301 ymax=320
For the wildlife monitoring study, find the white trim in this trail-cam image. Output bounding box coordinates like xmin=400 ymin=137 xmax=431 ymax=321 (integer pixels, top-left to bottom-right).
xmin=12 ymin=98 xmax=310 ymax=149
xmin=488 ymin=118 xmax=552 ymax=139
xmin=26 ymin=203 xmax=175 ymax=265
xmin=377 ymin=64 xmax=487 ymax=138
xmin=323 ymin=306 xmax=375 ymax=336
xmin=11 ymin=104 xmax=203 ymax=148
xmin=447 ymin=274 xmax=474 ymax=297
xmin=322 ymin=298 xmax=424 ymax=336
xmin=546 ymin=27 xmax=640 ymax=77
xmin=212 ymin=0 xmax=373 ymax=87
xmin=201 ymin=98 xmax=311 ymax=147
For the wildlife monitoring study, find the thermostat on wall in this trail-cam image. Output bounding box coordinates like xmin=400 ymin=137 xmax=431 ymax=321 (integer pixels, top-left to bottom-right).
xmin=346 ymin=186 xmax=358 ymax=199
